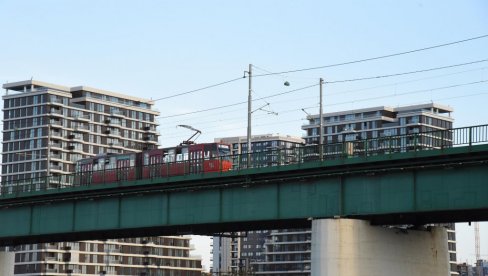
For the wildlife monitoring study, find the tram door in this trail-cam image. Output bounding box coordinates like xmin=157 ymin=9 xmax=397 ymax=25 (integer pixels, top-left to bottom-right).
xmin=117 ymin=159 xmax=131 ymax=181
xmin=149 ymin=155 xmax=162 ymax=177
xmin=189 ymin=145 xmax=204 ymax=174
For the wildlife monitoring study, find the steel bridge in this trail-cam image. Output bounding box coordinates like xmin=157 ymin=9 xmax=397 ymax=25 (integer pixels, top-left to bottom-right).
xmin=0 ymin=125 xmax=487 ymax=246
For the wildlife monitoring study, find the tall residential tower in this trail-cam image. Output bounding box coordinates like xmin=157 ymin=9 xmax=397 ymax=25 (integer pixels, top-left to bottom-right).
xmin=302 ymin=103 xmax=457 ymax=276
xmin=1 ymin=80 xmax=202 ymax=275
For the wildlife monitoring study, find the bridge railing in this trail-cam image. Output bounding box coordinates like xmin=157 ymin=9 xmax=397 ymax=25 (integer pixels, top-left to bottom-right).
xmin=1 ymin=124 xmax=487 ymax=197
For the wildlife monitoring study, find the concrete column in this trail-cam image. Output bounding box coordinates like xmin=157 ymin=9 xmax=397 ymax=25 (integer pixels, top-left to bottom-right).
xmin=0 ymin=251 xmax=15 ymax=276
xmin=311 ymin=219 xmax=449 ymax=276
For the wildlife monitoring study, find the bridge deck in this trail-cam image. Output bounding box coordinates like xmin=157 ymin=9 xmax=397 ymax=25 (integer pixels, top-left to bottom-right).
xmin=0 ymin=142 xmax=486 ymax=246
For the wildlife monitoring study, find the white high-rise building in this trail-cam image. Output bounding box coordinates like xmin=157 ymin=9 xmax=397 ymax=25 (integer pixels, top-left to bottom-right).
xmin=302 ymin=103 xmax=457 ymax=276
xmin=1 ymin=80 xmax=202 ymax=275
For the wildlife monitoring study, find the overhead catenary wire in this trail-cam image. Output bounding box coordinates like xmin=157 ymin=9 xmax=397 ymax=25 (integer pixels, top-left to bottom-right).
xmin=325 ymin=59 xmax=488 ymax=84
xmin=161 ymin=79 xmax=488 ymax=137
xmin=151 ymin=35 xmax=487 ymax=102
xmin=158 ymin=101 xmax=315 ymax=132
xmin=252 ymin=34 xmax=488 ymax=77
xmin=152 ymin=77 xmax=243 ymax=102
xmin=309 ymin=80 xmax=488 ymax=109
xmin=404 ymin=91 xmax=488 ymax=107
xmin=328 ymin=66 xmax=488 ymax=96
xmin=158 ymin=59 xmax=488 ymax=119
xmin=160 ymin=66 xmax=488 ymax=130
xmin=157 ymin=84 xmax=319 ymax=119
xmin=161 ymin=75 xmax=488 ymax=143
xmin=161 ymin=118 xmax=307 ymax=140
xmin=161 ymin=89 xmax=488 ymax=139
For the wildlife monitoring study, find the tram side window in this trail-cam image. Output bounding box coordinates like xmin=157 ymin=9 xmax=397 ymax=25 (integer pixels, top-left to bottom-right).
xmin=164 ymin=154 xmax=173 ymax=163
xmin=105 ymin=157 xmax=115 ymax=170
xmin=192 ymin=151 xmax=203 ymax=160
xmin=182 ymin=148 xmax=188 ymax=161
xmin=143 ymin=153 xmax=149 ymax=165
xmin=204 ymin=144 xmax=214 ymax=159
xmin=176 ymin=154 xmax=183 ymax=162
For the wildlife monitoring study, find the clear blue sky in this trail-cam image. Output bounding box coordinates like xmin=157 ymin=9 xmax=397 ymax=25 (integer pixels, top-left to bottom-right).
xmin=1 ymin=0 xmax=487 ymax=269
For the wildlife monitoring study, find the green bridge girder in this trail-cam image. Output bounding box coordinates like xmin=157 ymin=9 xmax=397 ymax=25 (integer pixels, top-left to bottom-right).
xmin=0 ymin=144 xmax=487 ymax=246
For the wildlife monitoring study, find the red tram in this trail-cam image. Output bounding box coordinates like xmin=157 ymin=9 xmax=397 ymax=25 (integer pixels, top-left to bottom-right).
xmin=75 ymin=142 xmax=232 ymax=185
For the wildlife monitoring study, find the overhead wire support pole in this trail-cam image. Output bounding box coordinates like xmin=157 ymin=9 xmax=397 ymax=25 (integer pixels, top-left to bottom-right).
xmin=319 ymin=78 xmax=324 ymax=161
xmin=246 ymin=64 xmax=252 ymax=168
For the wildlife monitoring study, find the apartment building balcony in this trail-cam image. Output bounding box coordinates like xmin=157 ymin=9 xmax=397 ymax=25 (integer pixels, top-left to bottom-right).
xmin=71 ymin=114 xmax=90 ymax=122
xmin=104 ymin=119 xmax=123 ymax=128
xmin=301 ymin=123 xmax=319 ymax=130
xmin=49 ymin=120 xmax=62 ymax=128
xmin=67 ymin=133 xmax=83 ymax=141
xmin=43 ymin=244 xmax=59 ymax=250
xmin=49 ymin=165 xmax=63 ymax=172
xmin=254 ymin=269 xmax=310 ymax=275
xmin=108 ymin=142 xmax=124 ymax=149
xmin=70 ymin=102 xmax=85 ymax=109
xmin=48 ymin=98 xmax=64 ymax=106
xmin=67 ymin=143 xmax=83 ymax=152
xmin=50 ymin=153 xmax=62 ymax=160
xmin=265 ymin=250 xmax=311 ymax=255
xmin=142 ymin=125 xmax=158 ymax=133
xmin=50 ymin=131 xmax=62 ymax=138
xmin=253 ymin=260 xmax=311 ymax=265
xmin=44 ymin=256 xmax=57 ymax=262
xmin=143 ymin=139 xmax=159 ymax=145
xmin=72 ymin=125 xmax=90 ymax=133
xmin=48 ymin=109 xmax=64 ymax=117
xmin=105 ymin=130 xmax=122 ymax=137
xmin=109 ymin=110 xmax=125 ymax=118
xmin=49 ymin=141 xmax=63 ymax=149
xmin=50 ymin=142 xmax=62 ymax=149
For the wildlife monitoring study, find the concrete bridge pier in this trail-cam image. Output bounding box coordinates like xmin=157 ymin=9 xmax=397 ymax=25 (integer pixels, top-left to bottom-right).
xmin=311 ymin=218 xmax=449 ymax=276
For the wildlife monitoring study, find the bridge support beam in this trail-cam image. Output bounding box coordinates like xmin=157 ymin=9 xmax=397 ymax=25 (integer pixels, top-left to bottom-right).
xmin=311 ymin=218 xmax=449 ymax=276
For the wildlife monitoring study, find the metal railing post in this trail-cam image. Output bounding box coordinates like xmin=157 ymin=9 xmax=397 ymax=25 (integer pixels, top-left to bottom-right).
xmin=166 ymin=161 xmax=169 ymax=177
xmin=469 ymin=126 xmax=472 ymax=147
xmin=389 ymin=136 xmax=392 ymax=154
xmin=440 ymin=130 xmax=444 ymax=149
xmin=364 ymin=140 xmax=368 ymax=157
xmin=414 ymin=133 xmax=418 ymax=151
xmin=278 ymin=149 xmax=282 ymax=167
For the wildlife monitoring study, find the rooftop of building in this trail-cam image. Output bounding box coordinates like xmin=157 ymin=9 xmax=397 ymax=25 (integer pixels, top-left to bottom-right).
xmin=3 ymin=80 xmax=154 ymax=105
xmin=394 ymin=103 xmax=453 ymax=113
xmin=3 ymin=80 xmax=70 ymax=92
xmin=71 ymin=85 xmax=154 ymax=105
xmin=214 ymin=134 xmax=305 ymax=144
xmin=306 ymin=103 xmax=453 ymax=120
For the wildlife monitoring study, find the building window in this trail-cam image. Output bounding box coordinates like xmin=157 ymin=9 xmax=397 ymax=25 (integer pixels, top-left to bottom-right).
xmin=411 ymin=116 xmax=419 ymax=124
